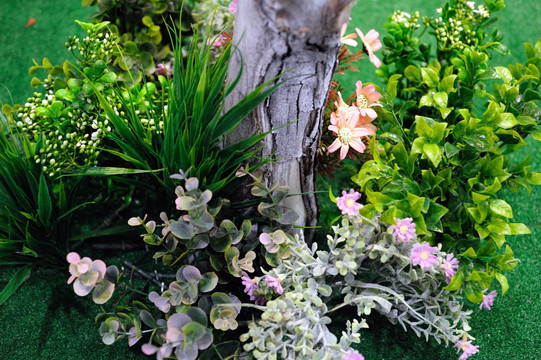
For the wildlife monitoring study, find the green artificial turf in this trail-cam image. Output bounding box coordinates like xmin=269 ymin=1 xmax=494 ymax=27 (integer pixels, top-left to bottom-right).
xmin=0 ymin=0 xmax=540 ymax=359
xmin=0 ymin=0 xmax=94 ymax=106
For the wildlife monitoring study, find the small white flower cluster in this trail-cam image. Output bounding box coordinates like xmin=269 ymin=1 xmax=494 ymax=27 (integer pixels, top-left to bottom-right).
xmin=431 ymin=0 xmax=491 ymax=51
xmin=391 ymin=10 xmax=421 ymax=29
xmin=16 ymin=87 xmax=105 ymax=177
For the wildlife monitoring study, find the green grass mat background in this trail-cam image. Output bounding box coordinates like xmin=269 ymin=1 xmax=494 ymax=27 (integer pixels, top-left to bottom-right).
xmin=0 ymin=0 xmax=540 ymax=359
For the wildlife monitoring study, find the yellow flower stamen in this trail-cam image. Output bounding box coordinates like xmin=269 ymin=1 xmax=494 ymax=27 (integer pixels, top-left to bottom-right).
xmin=357 ymin=94 xmax=368 ymax=108
xmin=420 ymin=251 xmax=428 ymax=260
xmin=338 ymin=127 xmax=353 ymax=145
xmin=346 ymin=198 xmax=355 ymax=208
xmin=400 ymin=225 xmax=409 ymax=234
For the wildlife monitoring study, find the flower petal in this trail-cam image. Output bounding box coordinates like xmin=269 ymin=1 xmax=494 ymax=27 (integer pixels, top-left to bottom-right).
xmin=66 ymin=252 xmax=80 ymax=264
xmin=339 ymin=144 xmax=350 ymax=160
xmin=349 ymin=138 xmax=366 ymax=153
xmin=328 ymin=138 xmax=341 ymax=153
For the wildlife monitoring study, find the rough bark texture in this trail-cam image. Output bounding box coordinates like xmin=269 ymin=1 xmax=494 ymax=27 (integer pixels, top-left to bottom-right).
xmin=225 ymin=0 xmax=353 ymax=240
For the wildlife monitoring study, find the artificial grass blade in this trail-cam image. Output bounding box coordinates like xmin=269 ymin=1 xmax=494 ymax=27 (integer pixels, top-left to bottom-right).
xmin=0 ymin=265 xmax=32 ymax=306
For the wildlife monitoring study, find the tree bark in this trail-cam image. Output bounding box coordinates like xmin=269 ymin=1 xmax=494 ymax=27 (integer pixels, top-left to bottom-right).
xmin=225 ymin=0 xmax=353 ymax=241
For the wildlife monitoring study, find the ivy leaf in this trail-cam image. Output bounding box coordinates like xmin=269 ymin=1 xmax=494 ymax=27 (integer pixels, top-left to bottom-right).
xmin=460 ymin=247 xmax=477 ymax=258
xmin=425 ymin=201 xmax=448 ymax=232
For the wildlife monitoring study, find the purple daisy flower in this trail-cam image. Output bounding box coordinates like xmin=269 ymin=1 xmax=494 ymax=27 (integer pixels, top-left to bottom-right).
xmin=442 ymin=253 xmax=459 ymax=283
xmin=390 ymin=217 xmax=416 ymax=243
xmin=251 ymin=294 xmax=267 ymax=305
xmin=343 ymin=349 xmax=365 ymax=360
xmin=454 ymin=340 xmax=479 ymax=360
xmin=480 ymin=290 xmax=497 ymax=310
xmin=229 ymin=0 xmax=237 ymax=14
xmin=265 ymin=275 xmax=284 ymax=295
xmin=241 ymin=272 xmax=258 ymax=297
xmin=411 ymin=243 xmax=438 ymax=269
xmin=336 ymin=189 xmax=363 ymax=216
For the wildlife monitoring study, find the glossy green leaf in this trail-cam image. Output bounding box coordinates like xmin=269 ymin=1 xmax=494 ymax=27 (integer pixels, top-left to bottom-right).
xmin=421 ymin=67 xmax=439 ymax=88
xmin=433 ymin=92 xmax=448 ymax=108
xmin=444 ymin=269 xmax=464 ymax=291
xmin=386 ymin=74 xmax=402 ymax=99
xmin=464 ymin=285 xmax=484 ymax=303
xmin=494 ymin=66 xmax=513 ymax=84
xmin=477 ymin=239 xmax=496 ymax=257
xmin=100 ymin=72 xmax=117 ymax=83
xmin=498 ymin=113 xmax=517 ymax=129
xmin=489 ymin=199 xmax=513 ymax=218
xmin=30 ymin=77 xmax=42 ymax=88
xmin=423 ymin=143 xmax=443 ymax=167
xmin=495 ymin=273 xmax=509 ymax=295
xmin=404 ymin=65 xmax=421 ymax=82
xmin=419 ymin=94 xmax=434 ymax=107
xmin=440 ymin=74 xmax=457 ymax=93
xmin=508 ymin=223 xmax=530 ymax=235
xmin=528 ymin=172 xmax=541 ymax=185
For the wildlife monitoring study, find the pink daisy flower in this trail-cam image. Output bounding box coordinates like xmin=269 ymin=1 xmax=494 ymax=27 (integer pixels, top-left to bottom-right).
xmin=411 ymin=243 xmax=438 ymax=269
xmin=336 ymin=189 xmax=363 ymax=216
xmin=390 ymin=217 xmax=416 ymax=243
xmin=354 ymin=81 xmax=382 ymax=120
xmin=480 ymin=290 xmax=497 ymax=310
xmin=340 ymin=23 xmax=358 ymax=47
xmin=355 ymin=28 xmax=382 ymax=68
xmin=328 ymin=110 xmax=370 ymax=160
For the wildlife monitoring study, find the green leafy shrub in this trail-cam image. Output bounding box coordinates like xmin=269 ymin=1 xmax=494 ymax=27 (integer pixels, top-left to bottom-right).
xmin=353 ymin=0 xmax=541 ymax=302
xmin=11 ymin=21 xmax=134 ymax=177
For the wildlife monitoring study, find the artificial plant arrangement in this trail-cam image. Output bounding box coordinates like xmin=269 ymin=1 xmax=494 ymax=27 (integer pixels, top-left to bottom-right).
xmin=350 ymin=0 xmax=541 ymax=305
xmin=0 ymin=0 xmax=539 ymax=359
xmin=0 ymin=1 xmax=274 ymax=306
xmin=68 ymin=170 xmax=479 ymax=360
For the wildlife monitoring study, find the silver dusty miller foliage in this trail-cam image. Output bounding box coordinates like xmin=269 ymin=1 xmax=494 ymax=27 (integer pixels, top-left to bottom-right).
xmin=240 ymin=214 xmax=473 ymax=359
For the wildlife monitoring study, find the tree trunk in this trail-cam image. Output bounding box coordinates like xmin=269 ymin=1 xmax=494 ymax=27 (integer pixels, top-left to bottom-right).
xmin=225 ymin=0 xmax=353 ymax=241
